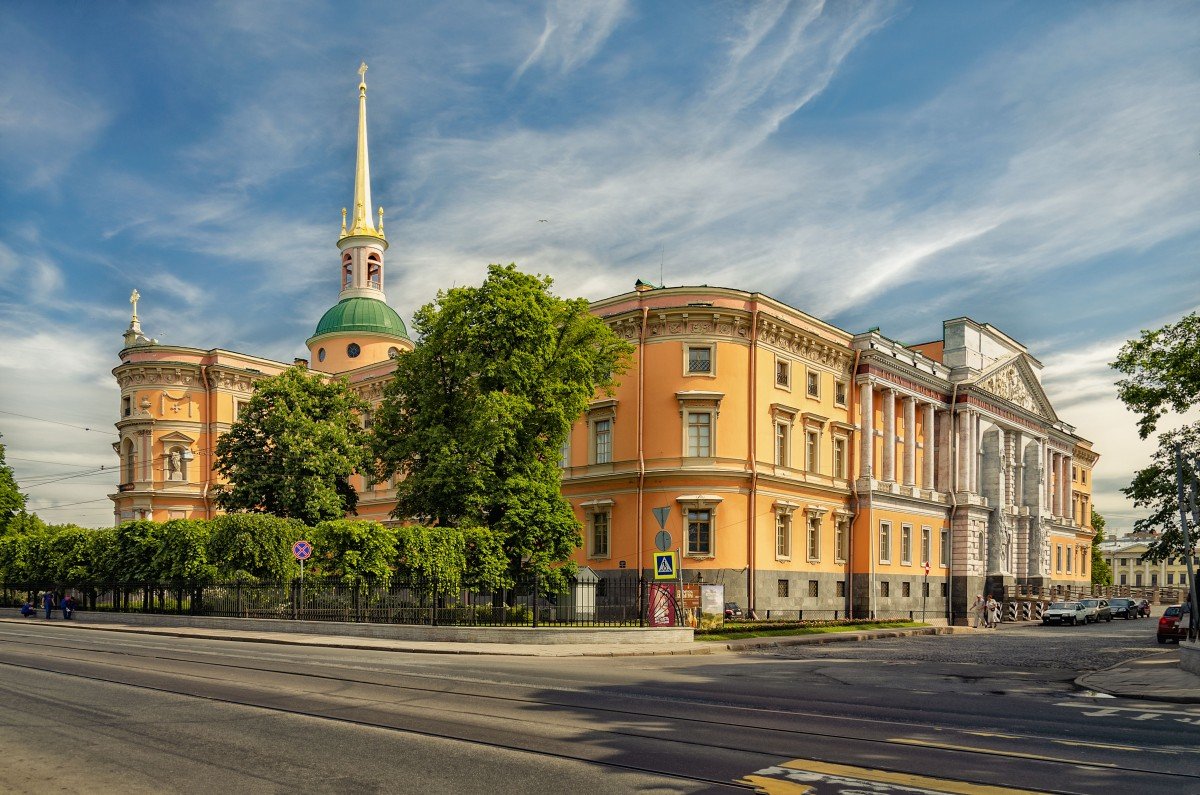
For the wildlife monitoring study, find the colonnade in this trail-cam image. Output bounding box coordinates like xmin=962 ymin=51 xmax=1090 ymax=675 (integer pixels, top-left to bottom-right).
xmin=858 ymin=383 xmax=939 ymax=490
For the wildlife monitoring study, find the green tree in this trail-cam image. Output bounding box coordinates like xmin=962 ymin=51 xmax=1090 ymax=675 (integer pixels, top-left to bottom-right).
xmin=392 ymin=524 xmax=508 ymax=589
xmin=374 ymin=264 xmax=632 ymax=591
xmin=0 ymin=435 xmax=27 ymax=536
xmin=1112 ymin=312 xmax=1200 ymax=563
xmin=207 ymin=513 xmax=303 ymax=581
xmin=1089 ymin=507 xmax=1112 ymax=585
xmin=214 ymin=366 xmax=370 ymax=525
xmin=311 ymin=519 xmax=395 ymax=583
xmin=151 ymin=519 xmax=217 ymax=587
xmin=49 ymin=525 xmax=98 ymax=584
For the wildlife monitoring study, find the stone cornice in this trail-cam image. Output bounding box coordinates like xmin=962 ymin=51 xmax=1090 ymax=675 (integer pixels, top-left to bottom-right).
xmin=857 ymin=359 xmax=949 ymax=404
xmin=114 ymin=362 xmax=200 ymax=390
xmin=756 ymin=316 xmax=854 ymax=374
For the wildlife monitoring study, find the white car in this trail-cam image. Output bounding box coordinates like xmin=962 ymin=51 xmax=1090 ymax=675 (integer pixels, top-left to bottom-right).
xmin=1042 ymin=601 xmax=1087 ymax=626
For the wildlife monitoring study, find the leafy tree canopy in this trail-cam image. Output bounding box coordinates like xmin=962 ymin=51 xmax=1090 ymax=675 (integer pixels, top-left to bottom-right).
xmin=1112 ymin=312 xmax=1200 ymax=439
xmin=311 ymin=519 xmax=395 ymax=583
xmin=0 ymin=435 xmax=28 ymax=535
xmin=374 ymin=264 xmax=632 ymax=590
xmin=393 ymin=524 xmax=509 ymax=590
xmin=1089 ymin=507 xmax=1111 ymax=585
xmin=214 ymin=366 xmax=369 ymax=526
xmin=207 ymin=513 xmax=303 ymax=581
xmin=1113 ymin=312 xmax=1200 ymax=563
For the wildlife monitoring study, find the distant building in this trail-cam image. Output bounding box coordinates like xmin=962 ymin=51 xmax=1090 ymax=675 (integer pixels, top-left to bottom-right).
xmin=1099 ymin=535 xmax=1194 ymax=591
xmin=109 ymin=69 xmax=1098 ymax=622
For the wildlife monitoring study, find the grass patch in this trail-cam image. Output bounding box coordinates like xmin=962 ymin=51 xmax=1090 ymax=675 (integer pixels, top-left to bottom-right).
xmin=697 ymin=621 xmax=924 ymax=641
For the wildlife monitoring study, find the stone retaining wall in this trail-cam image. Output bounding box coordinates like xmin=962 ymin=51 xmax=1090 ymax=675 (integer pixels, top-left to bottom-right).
xmin=67 ymin=612 xmax=694 ymax=645
xmin=1181 ymin=641 xmax=1200 ymax=676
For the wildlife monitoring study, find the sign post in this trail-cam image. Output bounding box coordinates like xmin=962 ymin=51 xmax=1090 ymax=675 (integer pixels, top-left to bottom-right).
xmin=291 ymin=540 xmax=313 ymax=621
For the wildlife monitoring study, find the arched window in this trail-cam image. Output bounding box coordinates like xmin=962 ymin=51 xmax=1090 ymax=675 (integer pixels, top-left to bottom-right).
xmin=367 ymin=254 xmax=381 ymax=289
xmin=121 ymin=395 xmax=132 ymax=417
xmin=121 ymin=438 xmax=136 ymax=485
xmin=342 ymin=253 xmax=354 ymax=289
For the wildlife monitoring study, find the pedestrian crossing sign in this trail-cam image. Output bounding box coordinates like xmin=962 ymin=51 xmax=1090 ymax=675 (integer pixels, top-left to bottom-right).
xmin=653 ymin=551 xmax=677 ymax=580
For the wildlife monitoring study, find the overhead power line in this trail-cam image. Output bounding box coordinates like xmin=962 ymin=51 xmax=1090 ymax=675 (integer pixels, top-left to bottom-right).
xmin=0 ymin=408 xmax=118 ymax=437
xmin=34 ymin=497 xmax=113 ymax=510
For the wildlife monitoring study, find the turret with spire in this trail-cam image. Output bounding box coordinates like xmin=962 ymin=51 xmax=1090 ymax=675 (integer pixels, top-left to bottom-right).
xmin=307 ymin=63 xmax=411 ymax=374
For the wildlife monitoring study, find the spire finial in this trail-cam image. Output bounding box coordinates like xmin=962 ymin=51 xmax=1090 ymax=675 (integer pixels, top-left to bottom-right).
xmin=130 ymin=288 xmax=140 ymax=322
xmin=344 ymin=61 xmax=383 ymax=240
xmin=378 ymin=206 xmax=385 ymax=235
xmin=340 ymin=207 xmax=347 ymax=235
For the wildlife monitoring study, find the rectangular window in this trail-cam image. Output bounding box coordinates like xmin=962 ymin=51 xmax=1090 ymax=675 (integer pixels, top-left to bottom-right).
xmin=834 ymin=380 xmax=847 ymax=407
xmin=776 ymin=359 xmax=791 ymax=388
xmin=806 ymin=430 xmax=819 ymax=472
xmin=590 ymin=513 xmax=610 ymax=558
xmin=835 ymin=518 xmax=848 ymax=562
xmin=1056 ymin=545 xmax=1062 ymax=572
xmin=1168 ymin=572 xmax=1175 ymax=585
xmin=808 ymin=580 xmax=819 ymax=597
xmin=901 ymin=524 xmax=912 ymax=565
xmin=777 ymin=579 xmax=789 ymax=598
xmin=687 ymin=509 xmax=712 ymax=556
xmin=880 ymin=580 xmax=890 ymax=597
xmin=836 ymin=580 xmax=846 ymax=598
xmin=921 ymin=526 xmax=931 ymax=567
xmin=559 ymin=441 xmax=570 ymax=469
xmin=1120 ymin=573 xmax=1127 ymax=585
xmin=775 ymin=512 xmax=791 ymax=559
xmin=940 ymin=528 xmax=950 ymax=567
xmin=594 ymin=419 xmax=612 ymax=464
xmin=775 ymin=422 xmax=789 ymax=466
xmin=1151 ymin=573 xmax=1158 ymax=586
xmin=1135 ymin=573 xmax=1143 ymax=586
xmin=687 ymin=345 xmax=712 ymax=374
xmin=807 ymin=515 xmax=821 ymax=561
xmin=1066 ymin=548 xmax=1072 ymax=573
xmin=879 ymin=521 xmax=892 ymax=563
xmin=687 ymin=412 xmax=711 ymax=457
xmin=833 ymin=437 xmax=847 ymax=478
xmin=902 ymin=581 xmax=911 ymax=598
xmin=807 ymin=370 xmax=820 ymax=398
xmin=940 ymin=582 xmax=948 ymax=597
xmin=1119 ymin=558 xmax=1127 ymax=567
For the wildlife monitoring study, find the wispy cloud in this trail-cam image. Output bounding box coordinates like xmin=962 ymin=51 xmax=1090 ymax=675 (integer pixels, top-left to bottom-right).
xmin=511 ymin=0 xmax=631 ymax=85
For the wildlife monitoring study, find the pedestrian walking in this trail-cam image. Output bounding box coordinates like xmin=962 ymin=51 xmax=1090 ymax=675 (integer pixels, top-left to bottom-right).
xmin=41 ymin=590 xmax=56 ymax=619
xmin=971 ymin=594 xmax=985 ymax=628
xmin=986 ymin=595 xmax=999 ymax=628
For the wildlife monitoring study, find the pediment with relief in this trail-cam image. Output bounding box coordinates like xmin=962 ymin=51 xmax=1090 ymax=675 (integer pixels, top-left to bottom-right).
xmin=972 ymin=357 xmax=1057 ymax=421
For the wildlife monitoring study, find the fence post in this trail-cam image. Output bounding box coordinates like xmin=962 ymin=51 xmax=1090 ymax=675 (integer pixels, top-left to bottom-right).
xmin=638 ymin=576 xmax=645 ymax=628
xmin=531 ymin=570 xmax=539 ymax=629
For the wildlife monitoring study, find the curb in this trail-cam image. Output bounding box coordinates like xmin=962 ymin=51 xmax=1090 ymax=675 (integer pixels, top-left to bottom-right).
xmin=718 ymin=625 xmax=972 ymax=652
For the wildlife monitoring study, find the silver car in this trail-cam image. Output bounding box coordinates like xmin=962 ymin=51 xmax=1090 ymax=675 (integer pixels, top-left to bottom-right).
xmin=1042 ymin=601 xmax=1087 ymax=626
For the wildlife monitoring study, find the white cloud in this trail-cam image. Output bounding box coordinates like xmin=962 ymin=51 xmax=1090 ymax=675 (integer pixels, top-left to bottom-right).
xmin=511 ymin=0 xmax=631 ymax=84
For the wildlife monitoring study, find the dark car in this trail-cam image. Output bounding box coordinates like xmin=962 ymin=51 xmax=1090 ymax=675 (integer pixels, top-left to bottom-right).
xmin=1109 ymin=598 xmax=1139 ymax=619
xmin=724 ymin=602 xmax=743 ymax=620
xmin=1080 ymin=598 xmax=1112 ymax=623
xmin=1157 ymin=604 xmax=1189 ymax=644
xmin=1138 ymin=599 xmax=1152 ymax=617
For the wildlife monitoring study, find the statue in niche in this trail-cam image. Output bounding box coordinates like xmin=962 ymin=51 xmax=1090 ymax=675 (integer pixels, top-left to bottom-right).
xmin=167 ymin=449 xmax=184 ymax=481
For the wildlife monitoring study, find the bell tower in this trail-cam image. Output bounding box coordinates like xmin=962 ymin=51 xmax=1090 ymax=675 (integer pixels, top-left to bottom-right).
xmin=307 ymin=63 xmax=411 ymax=374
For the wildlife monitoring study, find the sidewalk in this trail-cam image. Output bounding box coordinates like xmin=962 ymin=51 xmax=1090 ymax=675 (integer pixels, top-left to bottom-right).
xmin=1075 ymin=649 xmax=1200 ymax=703
xmin=1 ymin=614 xmax=956 ymax=658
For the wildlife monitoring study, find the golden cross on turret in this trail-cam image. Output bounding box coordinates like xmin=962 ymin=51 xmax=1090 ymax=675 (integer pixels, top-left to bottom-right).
xmin=358 ymin=61 xmax=368 ymax=86
xmin=130 ymin=289 xmax=140 ymax=321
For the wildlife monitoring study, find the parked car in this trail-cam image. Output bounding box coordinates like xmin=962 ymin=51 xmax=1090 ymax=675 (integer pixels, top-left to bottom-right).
xmin=1042 ymin=601 xmax=1088 ymax=626
xmin=1079 ymin=598 xmax=1112 ymax=623
xmin=1108 ymin=598 xmax=1140 ymax=619
xmin=1157 ymin=605 xmax=1189 ymax=644
xmin=1138 ymin=599 xmax=1152 ymax=617
xmin=724 ymin=602 xmax=743 ymax=620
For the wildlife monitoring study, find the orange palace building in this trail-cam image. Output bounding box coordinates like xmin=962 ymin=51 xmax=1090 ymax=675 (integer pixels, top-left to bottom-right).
xmin=110 ymin=69 xmax=1097 ymax=621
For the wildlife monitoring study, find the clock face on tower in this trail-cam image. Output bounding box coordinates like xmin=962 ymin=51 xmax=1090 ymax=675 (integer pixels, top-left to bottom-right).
xmin=347 ymin=343 xmax=361 ymax=358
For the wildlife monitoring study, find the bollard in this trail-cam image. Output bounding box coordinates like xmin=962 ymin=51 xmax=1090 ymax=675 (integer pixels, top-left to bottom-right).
xmin=1034 ymin=602 xmax=1045 ymax=620
xmin=1005 ymin=602 xmax=1017 ymax=623
xmin=1022 ymin=601 xmax=1032 ymax=621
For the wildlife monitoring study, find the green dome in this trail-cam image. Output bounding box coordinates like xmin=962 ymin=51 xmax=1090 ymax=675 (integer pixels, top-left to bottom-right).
xmin=310 ymin=297 xmax=409 ymax=341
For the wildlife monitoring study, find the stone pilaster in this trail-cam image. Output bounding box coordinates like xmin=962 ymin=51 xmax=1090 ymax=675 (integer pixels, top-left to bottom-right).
xmin=882 ymin=388 xmax=896 ymax=482
xmin=859 ymin=382 xmax=874 ymax=478
xmin=902 ymin=396 xmax=916 ymax=486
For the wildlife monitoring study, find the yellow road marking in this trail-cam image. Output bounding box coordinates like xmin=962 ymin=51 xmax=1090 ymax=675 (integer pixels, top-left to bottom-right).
xmin=888 ymin=738 xmax=1116 ymax=768
xmin=735 ymin=774 xmax=813 ymax=794
xmin=964 ymin=729 xmax=1159 ymax=753
xmin=776 ymin=758 xmax=1050 ymax=794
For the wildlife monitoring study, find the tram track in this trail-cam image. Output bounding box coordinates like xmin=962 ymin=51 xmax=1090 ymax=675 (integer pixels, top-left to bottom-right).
xmin=0 ymin=629 xmax=1195 ymax=793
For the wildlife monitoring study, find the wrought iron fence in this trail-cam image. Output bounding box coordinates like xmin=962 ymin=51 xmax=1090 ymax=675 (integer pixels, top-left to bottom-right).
xmin=2 ymin=576 xmax=649 ymax=628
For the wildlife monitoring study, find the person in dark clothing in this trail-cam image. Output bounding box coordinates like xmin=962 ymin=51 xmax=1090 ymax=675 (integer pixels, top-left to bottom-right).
xmin=61 ymin=594 xmax=75 ymax=620
xmin=42 ymin=590 xmax=56 ymax=619
xmin=20 ymin=601 xmax=35 ymax=617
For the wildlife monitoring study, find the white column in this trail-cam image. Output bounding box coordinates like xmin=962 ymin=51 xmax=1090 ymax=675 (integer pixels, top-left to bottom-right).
xmin=956 ymin=410 xmax=969 ymax=492
xmin=996 ymin=427 xmax=1007 ymax=507
xmin=902 ymin=396 xmax=916 ymax=486
xmin=1054 ymin=453 xmax=1064 ymax=518
xmin=966 ymin=410 xmax=977 ymax=493
xmin=882 ymin=388 xmax=896 ymax=482
xmin=1066 ymin=455 xmax=1075 ymax=523
xmin=1011 ymin=430 xmax=1023 ymax=506
xmin=923 ymin=403 xmax=936 ymax=490
xmin=859 ymin=382 xmax=874 ymax=478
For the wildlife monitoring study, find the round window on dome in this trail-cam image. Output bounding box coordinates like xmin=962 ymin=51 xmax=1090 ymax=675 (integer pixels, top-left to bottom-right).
xmin=318 ymin=348 xmax=326 ymax=362
xmin=388 ymin=347 xmax=400 ymax=358
xmin=347 ymin=343 xmax=361 ymax=358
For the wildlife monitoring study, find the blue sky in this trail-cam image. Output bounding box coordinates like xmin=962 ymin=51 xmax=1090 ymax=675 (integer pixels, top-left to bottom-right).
xmin=1 ymin=0 xmax=1197 ymax=530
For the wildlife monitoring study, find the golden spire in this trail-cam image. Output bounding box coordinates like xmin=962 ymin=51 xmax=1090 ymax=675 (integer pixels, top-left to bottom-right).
xmin=342 ymin=62 xmax=385 ymax=241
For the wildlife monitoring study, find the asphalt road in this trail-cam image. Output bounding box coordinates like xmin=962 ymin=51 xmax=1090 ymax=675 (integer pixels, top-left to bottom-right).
xmin=0 ymin=616 xmax=1195 ymax=794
